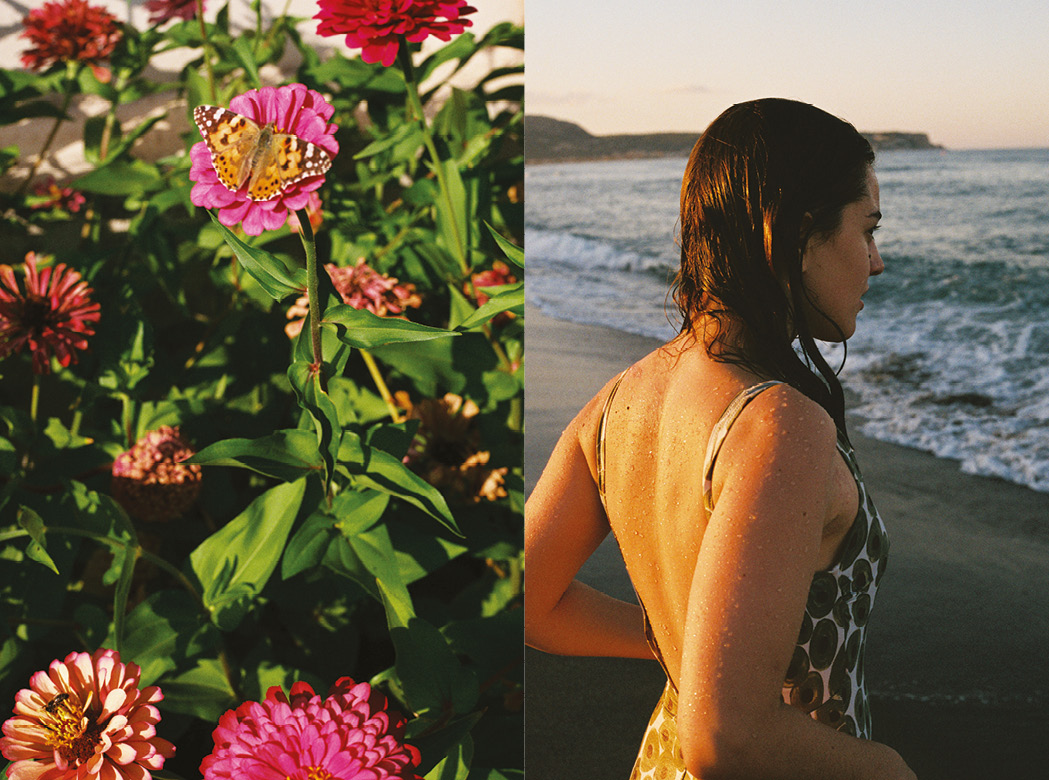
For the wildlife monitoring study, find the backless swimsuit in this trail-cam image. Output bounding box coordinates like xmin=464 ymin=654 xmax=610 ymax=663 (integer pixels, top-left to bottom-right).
xmin=596 ymin=376 xmax=890 ymax=779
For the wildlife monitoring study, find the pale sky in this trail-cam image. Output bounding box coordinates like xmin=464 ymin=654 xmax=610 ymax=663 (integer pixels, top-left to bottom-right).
xmin=527 ymin=0 xmax=1049 ymax=149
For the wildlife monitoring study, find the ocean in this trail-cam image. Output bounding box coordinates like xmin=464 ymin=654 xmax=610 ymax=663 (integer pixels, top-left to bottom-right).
xmin=526 ymin=148 xmax=1049 ymax=493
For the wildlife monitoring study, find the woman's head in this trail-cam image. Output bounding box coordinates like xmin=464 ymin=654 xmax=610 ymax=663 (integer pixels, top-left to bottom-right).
xmin=674 ymin=98 xmax=877 ymax=427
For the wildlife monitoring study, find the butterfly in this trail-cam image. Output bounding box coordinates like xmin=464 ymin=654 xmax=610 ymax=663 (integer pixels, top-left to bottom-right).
xmin=193 ymin=105 xmax=333 ymax=202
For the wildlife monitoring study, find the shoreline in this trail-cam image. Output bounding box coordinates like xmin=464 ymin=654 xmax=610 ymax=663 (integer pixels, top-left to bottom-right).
xmin=525 ymin=304 xmax=1049 ymax=779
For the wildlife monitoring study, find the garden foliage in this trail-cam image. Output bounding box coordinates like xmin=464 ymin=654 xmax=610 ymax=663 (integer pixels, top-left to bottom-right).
xmin=0 ymin=1 xmax=522 ymax=778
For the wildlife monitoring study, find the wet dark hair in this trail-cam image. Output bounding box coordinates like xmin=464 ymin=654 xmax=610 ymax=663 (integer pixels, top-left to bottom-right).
xmin=673 ymin=97 xmax=875 ymax=432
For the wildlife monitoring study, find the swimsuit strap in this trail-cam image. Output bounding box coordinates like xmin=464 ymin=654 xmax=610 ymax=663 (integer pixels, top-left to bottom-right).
xmin=702 ymin=381 xmax=785 ymax=513
xmin=597 ymin=370 xmax=628 ymax=504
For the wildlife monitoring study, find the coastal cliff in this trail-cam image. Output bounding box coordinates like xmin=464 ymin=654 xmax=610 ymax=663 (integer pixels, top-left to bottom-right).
xmin=527 ymin=116 xmax=943 ymax=163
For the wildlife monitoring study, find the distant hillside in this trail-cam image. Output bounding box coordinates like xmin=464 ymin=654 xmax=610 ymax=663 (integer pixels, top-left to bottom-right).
xmin=526 ymin=115 xmax=943 ymax=163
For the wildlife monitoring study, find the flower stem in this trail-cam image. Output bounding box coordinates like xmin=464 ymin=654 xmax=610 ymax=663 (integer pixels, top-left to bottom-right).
xmin=29 ymin=374 xmax=40 ymax=423
xmin=196 ymin=0 xmax=217 ymax=103
xmin=360 ymin=349 xmax=402 ymax=423
xmin=397 ymin=37 xmax=470 ymax=276
xmin=15 ymin=86 xmax=74 ymax=197
xmin=296 ymin=209 xmax=325 ymax=385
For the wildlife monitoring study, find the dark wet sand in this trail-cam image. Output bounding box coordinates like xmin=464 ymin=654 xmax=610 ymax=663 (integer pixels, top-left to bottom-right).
xmin=525 ymin=305 xmax=1049 ymax=780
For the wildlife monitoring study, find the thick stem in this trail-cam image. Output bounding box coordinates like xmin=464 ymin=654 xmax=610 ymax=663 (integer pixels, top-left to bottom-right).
xmin=296 ymin=209 xmax=326 ymax=387
xmin=360 ymin=349 xmax=402 ymax=423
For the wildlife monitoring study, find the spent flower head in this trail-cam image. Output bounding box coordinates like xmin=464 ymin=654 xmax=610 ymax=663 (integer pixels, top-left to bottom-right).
xmin=0 ymin=252 xmax=101 ymax=374
xmin=315 ymin=0 xmax=477 ymax=67
xmin=31 ymin=177 xmax=87 ymax=213
xmin=285 ymin=259 xmax=422 ymax=338
xmin=0 ymin=648 xmax=175 ymax=780
xmin=20 ymin=0 xmax=121 ymax=75
xmin=111 ymin=425 xmax=202 ymax=521
xmin=190 ymin=84 xmax=339 ymax=236
xmin=399 ymin=392 xmax=508 ymax=503
xmin=201 ymin=678 xmax=421 ymax=780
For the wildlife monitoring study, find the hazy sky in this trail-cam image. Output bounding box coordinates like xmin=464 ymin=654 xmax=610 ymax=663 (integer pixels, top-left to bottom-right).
xmin=527 ymin=0 xmax=1049 ymax=149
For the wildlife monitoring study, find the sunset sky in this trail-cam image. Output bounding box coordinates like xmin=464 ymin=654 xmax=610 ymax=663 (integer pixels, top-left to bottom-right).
xmin=527 ymin=0 xmax=1049 ymax=149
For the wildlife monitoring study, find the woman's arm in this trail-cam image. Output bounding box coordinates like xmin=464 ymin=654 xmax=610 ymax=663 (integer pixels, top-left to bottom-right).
xmin=524 ymin=410 xmax=655 ymax=660
xmin=677 ymin=386 xmax=915 ymax=780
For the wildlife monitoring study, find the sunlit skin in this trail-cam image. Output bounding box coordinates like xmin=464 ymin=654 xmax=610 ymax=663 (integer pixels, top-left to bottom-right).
xmin=525 ymin=165 xmax=915 ymax=779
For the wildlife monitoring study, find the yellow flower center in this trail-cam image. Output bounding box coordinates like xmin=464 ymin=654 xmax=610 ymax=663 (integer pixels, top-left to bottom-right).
xmin=288 ymin=768 xmax=333 ymax=780
xmin=40 ymin=694 xmax=100 ymax=765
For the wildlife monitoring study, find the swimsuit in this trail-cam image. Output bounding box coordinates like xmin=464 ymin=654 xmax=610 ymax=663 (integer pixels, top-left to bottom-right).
xmin=597 ymin=377 xmax=890 ymax=779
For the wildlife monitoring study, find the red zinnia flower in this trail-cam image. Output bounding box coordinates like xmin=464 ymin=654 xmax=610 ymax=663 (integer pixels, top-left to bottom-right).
xmin=284 ymin=259 xmax=421 ymax=338
xmin=144 ymin=0 xmax=201 ymax=25
xmin=111 ymin=425 xmax=203 ymax=522
xmin=20 ymin=0 xmax=121 ymax=73
xmin=0 ymin=252 xmax=101 ymax=374
xmin=189 ymin=84 xmax=339 ymax=236
xmin=0 ymin=648 xmax=175 ymax=780
xmin=200 ymin=678 xmax=421 ymax=780
xmin=315 ymin=0 xmax=477 ymax=67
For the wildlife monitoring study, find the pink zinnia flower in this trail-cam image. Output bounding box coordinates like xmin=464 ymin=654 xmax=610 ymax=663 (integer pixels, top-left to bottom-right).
xmin=200 ymin=678 xmax=421 ymax=780
xmin=0 ymin=648 xmax=175 ymax=780
xmin=144 ymin=0 xmax=201 ymax=25
xmin=0 ymin=252 xmax=101 ymax=374
xmin=20 ymin=0 xmax=120 ymax=76
xmin=111 ymin=425 xmax=202 ymax=521
xmin=189 ymin=84 xmax=339 ymax=236
xmin=284 ymin=259 xmax=421 ymax=338
xmin=315 ymin=0 xmax=477 ymax=67
xmin=31 ymin=177 xmax=87 ymax=213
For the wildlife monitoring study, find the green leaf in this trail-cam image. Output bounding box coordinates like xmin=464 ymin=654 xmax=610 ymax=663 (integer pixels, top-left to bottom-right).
xmin=378 ymin=580 xmax=479 ymax=717
xmin=456 ymin=283 xmax=523 ymax=331
xmin=190 ymin=479 xmax=307 ymax=631
xmin=232 ymin=37 xmax=262 ymax=90
xmin=424 ymin=733 xmax=473 ymax=780
xmin=158 ymin=658 xmax=237 ymax=722
xmin=281 ymin=512 xmax=337 ymax=580
xmin=323 ymin=304 xmax=459 ymax=349
xmin=115 ymin=590 xmax=211 ymax=686
xmin=485 ymin=224 xmax=524 ymax=269
xmin=208 ymin=213 xmax=307 ymax=301
xmin=339 ymin=432 xmax=459 ymax=535
xmin=346 ymin=521 xmax=412 ymax=615
xmin=434 ymin=158 xmax=469 ymax=267
xmin=74 ymin=159 xmax=163 ymax=195
xmin=16 ymin=506 xmax=59 ymax=575
xmin=188 ymin=429 xmax=324 ymax=481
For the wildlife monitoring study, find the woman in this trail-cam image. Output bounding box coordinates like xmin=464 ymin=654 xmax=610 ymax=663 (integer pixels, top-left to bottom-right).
xmin=525 ymin=99 xmax=917 ymax=779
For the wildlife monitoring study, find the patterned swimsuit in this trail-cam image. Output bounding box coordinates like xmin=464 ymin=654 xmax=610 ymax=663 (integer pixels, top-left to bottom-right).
xmin=597 ymin=378 xmax=890 ymax=779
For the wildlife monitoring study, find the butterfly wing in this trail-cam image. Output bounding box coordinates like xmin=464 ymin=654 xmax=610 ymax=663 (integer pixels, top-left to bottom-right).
xmin=193 ymin=105 xmax=262 ymax=193
xmin=193 ymin=105 xmax=333 ymax=202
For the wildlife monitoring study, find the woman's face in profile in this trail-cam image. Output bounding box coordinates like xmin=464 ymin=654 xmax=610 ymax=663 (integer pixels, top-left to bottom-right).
xmin=799 ymin=168 xmax=883 ymax=341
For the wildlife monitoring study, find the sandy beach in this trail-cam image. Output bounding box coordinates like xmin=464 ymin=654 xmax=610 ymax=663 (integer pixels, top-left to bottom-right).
xmin=524 ymin=304 xmax=1049 ymax=780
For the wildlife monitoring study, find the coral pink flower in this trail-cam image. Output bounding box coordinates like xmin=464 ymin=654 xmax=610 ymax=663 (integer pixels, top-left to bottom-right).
xmin=200 ymin=678 xmax=421 ymax=780
xmin=315 ymin=0 xmax=477 ymax=67
xmin=289 ymin=191 xmax=324 ymax=234
xmin=284 ymin=259 xmax=421 ymax=338
xmin=111 ymin=425 xmax=202 ymax=521
xmin=20 ymin=0 xmax=121 ymax=74
xmin=189 ymin=84 xmax=339 ymax=236
xmin=144 ymin=0 xmax=201 ymax=25
xmin=31 ymin=177 xmax=87 ymax=213
xmin=0 ymin=648 xmax=175 ymax=780
xmin=0 ymin=252 xmax=101 ymax=374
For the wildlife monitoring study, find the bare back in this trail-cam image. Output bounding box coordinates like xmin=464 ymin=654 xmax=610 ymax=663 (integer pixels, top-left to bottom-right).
xmin=577 ymin=333 xmax=860 ymax=689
